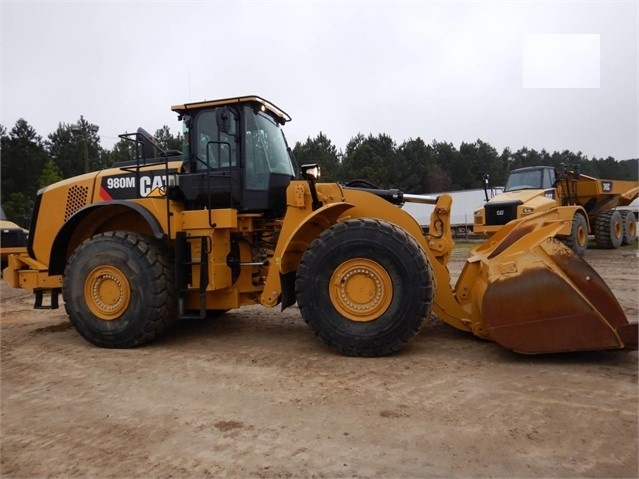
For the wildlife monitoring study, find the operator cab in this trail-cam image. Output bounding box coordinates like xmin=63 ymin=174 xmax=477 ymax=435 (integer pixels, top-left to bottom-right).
xmin=171 ymin=96 xmax=296 ymax=216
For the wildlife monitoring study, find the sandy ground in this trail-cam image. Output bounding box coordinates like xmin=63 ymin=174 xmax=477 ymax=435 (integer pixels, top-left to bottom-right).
xmin=1 ymin=246 xmax=637 ymax=478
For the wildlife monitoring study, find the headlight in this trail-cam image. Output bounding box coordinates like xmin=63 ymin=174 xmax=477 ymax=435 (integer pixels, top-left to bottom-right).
xmin=522 ymin=207 xmax=534 ymax=214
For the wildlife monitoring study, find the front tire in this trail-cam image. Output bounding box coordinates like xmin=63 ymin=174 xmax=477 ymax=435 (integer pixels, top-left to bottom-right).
xmin=561 ymin=213 xmax=588 ymax=256
xmin=63 ymin=232 xmax=177 ymax=348
xmin=295 ymin=219 xmax=433 ymax=357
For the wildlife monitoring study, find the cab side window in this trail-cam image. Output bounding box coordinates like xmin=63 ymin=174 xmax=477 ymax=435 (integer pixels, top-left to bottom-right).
xmin=194 ymin=109 xmax=237 ymax=170
xmin=543 ymin=168 xmax=555 ymax=189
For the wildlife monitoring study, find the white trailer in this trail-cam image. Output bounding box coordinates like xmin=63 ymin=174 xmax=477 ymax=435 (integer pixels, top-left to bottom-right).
xmin=619 ymin=198 xmax=638 ymax=219
xmin=402 ymin=187 xmax=503 ymax=238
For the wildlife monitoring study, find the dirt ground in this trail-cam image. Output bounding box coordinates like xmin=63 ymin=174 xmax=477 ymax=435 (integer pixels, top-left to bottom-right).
xmin=1 ymin=246 xmax=637 ymax=478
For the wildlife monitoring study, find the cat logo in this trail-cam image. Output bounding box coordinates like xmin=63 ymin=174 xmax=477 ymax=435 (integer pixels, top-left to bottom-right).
xmin=139 ymin=176 xmax=168 ymax=197
xmin=496 ymin=210 xmax=505 ymax=216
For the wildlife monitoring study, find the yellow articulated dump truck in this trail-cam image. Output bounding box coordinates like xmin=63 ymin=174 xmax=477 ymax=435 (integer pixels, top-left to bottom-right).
xmin=473 ymin=166 xmax=638 ymax=255
xmin=3 ymin=96 xmax=637 ymax=356
xmin=0 ymin=206 xmax=28 ymax=269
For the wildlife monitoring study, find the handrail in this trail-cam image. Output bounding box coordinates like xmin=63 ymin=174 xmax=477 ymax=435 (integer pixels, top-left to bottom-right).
xmin=116 ymin=130 xmax=175 ymax=239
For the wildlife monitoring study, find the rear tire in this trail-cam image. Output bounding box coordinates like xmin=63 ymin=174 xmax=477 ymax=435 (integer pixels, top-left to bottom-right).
xmin=63 ymin=232 xmax=177 ymax=348
xmin=620 ymin=210 xmax=637 ymax=245
xmin=594 ymin=210 xmax=624 ymax=249
xmin=561 ymin=213 xmax=588 ymax=256
xmin=296 ymin=219 xmax=433 ymax=357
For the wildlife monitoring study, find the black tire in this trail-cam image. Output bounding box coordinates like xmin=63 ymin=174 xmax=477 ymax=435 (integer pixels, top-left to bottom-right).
xmin=560 ymin=213 xmax=588 ymax=256
xmin=594 ymin=210 xmax=624 ymax=249
xmin=295 ymin=219 xmax=433 ymax=357
xmin=620 ymin=210 xmax=637 ymax=245
xmin=62 ymin=232 xmax=177 ymax=348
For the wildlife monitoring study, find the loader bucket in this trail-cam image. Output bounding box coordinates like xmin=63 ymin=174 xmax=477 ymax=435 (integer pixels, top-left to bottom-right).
xmin=468 ymin=221 xmax=637 ymax=353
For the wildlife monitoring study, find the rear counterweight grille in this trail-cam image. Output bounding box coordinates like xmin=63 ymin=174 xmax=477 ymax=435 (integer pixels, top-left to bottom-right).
xmin=65 ymin=185 xmax=89 ymax=221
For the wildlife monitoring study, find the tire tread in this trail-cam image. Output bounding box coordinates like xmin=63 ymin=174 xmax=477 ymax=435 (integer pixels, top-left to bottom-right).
xmin=63 ymin=231 xmax=176 ymax=348
xmin=296 ymin=219 xmax=433 ymax=357
xmin=594 ymin=210 xmax=623 ymax=249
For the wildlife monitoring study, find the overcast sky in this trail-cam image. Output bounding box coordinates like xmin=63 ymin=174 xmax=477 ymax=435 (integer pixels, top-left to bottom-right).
xmin=2 ymin=1 xmax=638 ymax=161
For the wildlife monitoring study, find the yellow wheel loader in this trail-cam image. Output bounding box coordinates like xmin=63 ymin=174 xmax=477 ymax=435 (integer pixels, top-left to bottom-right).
xmin=474 ymin=166 xmax=639 ymax=255
xmin=3 ymin=96 xmax=637 ymax=356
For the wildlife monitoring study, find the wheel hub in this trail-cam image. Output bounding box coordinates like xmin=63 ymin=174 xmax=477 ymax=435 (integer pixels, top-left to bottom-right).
xmin=329 ymin=258 xmax=393 ymax=322
xmin=84 ymin=266 xmax=131 ymax=320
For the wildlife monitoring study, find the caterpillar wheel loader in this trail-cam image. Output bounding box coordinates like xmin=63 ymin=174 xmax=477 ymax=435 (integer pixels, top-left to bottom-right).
xmin=3 ymin=96 xmax=637 ymax=356
xmin=474 ymin=166 xmax=639 ymax=255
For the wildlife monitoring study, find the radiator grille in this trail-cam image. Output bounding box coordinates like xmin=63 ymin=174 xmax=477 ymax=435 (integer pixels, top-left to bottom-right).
xmin=484 ymin=200 xmax=522 ymax=226
xmin=0 ymin=228 xmax=27 ymax=247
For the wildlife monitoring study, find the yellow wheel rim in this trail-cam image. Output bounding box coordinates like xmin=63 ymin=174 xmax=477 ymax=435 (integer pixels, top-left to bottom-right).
xmin=628 ymin=219 xmax=636 ymax=238
xmin=577 ymin=224 xmax=587 ymax=247
xmin=329 ymin=258 xmax=393 ymax=322
xmin=84 ymin=266 xmax=131 ymax=320
xmin=614 ymin=220 xmax=623 ymax=239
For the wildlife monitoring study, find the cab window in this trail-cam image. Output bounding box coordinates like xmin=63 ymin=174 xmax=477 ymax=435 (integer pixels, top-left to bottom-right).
xmin=542 ymin=168 xmax=555 ymax=189
xmin=194 ymin=109 xmax=237 ymax=170
xmin=244 ymin=107 xmax=295 ymax=190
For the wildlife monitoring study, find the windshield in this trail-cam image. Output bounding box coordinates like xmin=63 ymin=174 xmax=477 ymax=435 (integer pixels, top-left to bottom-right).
xmin=505 ymin=169 xmax=544 ymax=192
xmin=244 ymin=108 xmax=295 ymax=190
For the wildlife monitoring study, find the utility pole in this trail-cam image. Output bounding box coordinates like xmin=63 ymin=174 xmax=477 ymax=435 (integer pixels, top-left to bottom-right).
xmin=70 ymin=120 xmax=99 ymax=173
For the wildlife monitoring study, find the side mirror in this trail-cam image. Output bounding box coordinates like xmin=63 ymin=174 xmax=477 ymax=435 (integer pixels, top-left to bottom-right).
xmin=216 ymin=107 xmax=232 ymax=135
xmin=482 ymin=173 xmax=490 ymax=202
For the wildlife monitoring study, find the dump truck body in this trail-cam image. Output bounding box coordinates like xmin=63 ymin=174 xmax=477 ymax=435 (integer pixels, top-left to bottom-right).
xmin=3 ymin=97 xmax=637 ymax=356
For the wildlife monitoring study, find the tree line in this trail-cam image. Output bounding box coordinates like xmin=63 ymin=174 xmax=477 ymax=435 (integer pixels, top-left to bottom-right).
xmin=1 ymin=117 xmax=637 ymax=228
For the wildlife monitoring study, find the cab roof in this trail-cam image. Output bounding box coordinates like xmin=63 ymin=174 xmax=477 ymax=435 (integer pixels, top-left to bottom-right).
xmin=171 ymin=95 xmax=291 ymax=123
xmin=511 ymin=166 xmax=555 ymax=172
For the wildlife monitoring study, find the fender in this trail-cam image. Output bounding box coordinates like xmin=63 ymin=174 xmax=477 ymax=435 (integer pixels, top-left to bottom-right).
xmin=48 ymin=201 xmax=166 ymax=275
xmin=278 ymin=202 xmax=355 ymax=275
xmin=544 ymin=205 xmax=589 ymax=236
xmin=261 ymin=202 xmax=355 ymax=308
